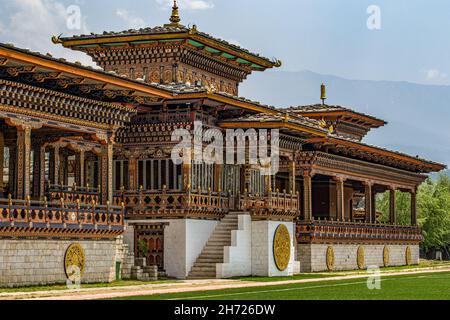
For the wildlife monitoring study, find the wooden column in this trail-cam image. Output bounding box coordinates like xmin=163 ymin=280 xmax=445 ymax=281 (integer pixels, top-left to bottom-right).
xmin=128 ymin=156 xmax=137 ymax=190
xmin=214 ymin=164 xmax=223 ymax=192
xmin=107 ymin=138 xmax=114 ymax=203
xmin=39 ymin=146 xmax=46 ymax=199
xmin=0 ymin=131 xmax=4 ymax=195
xmin=289 ymin=161 xmax=296 ymax=194
xmin=364 ymin=182 xmax=373 ymax=223
xmin=32 ymin=142 xmax=42 ymax=199
xmin=371 ymin=188 xmax=377 ymax=223
xmin=182 ymin=162 xmax=192 ymax=191
xmin=303 ymin=171 xmax=313 ymax=221
xmin=389 ymin=187 xmax=396 ymax=225
xmin=411 ymin=189 xmax=417 ymax=226
xmin=75 ymin=150 xmax=85 ymax=187
xmin=80 ymin=150 xmax=85 ymax=188
xmin=15 ymin=128 xmax=25 ymax=198
xmin=23 ymin=127 xmax=31 ymax=198
xmin=8 ymin=145 xmax=16 ymax=197
xmin=100 ymin=148 xmax=108 ymax=204
xmin=53 ymin=146 xmax=60 ymax=185
xmin=334 ymin=177 xmax=346 ymax=221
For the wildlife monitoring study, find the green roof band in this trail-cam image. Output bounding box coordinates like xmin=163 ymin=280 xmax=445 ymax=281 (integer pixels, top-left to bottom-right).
xmin=76 ymin=44 xmax=99 ymax=48
xmin=188 ymin=40 xmax=204 ymax=47
xmin=251 ymin=64 xmax=265 ymax=69
xmin=221 ymin=53 xmax=235 ymax=59
xmin=205 ymin=47 xmax=221 ymax=54
xmin=130 ymin=40 xmax=158 ymax=45
xmin=159 ymin=39 xmax=184 ymax=43
xmin=102 ymin=43 xmax=129 ymax=47
xmin=236 ymin=58 xmax=251 ymax=65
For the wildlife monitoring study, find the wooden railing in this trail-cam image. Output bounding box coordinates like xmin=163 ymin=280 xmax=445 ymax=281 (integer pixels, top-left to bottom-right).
xmin=113 ymin=188 xmax=230 ymax=219
xmin=46 ymin=184 xmax=101 ymax=205
xmin=239 ymin=191 xmax=301 ymax=219
xmin=297 ymin=220 xmax=423 ymax=244
xmin=0 ymin=197 xmax=124 ymax=231
xmin=114 ymin=188 xmax=301 ymax=220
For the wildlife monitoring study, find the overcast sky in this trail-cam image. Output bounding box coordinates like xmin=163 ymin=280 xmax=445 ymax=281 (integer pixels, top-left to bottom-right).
xmin=1 ymin=0 xmax=449 ymax=86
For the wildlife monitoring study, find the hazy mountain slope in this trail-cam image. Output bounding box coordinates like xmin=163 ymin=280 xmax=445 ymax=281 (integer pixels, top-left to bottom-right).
xmin=240 ymin=70 xmax=450 ymax=169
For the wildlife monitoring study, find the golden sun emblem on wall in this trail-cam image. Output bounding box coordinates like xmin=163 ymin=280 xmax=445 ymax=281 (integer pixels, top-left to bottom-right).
xmin=273 ymin=224 xmax=291 ymax=272
xmin=326 ymin=246 xmax=335 ymax=271
xmin=64 ymin=243 xmax=86 ymax=278
xmin=405 ymin=246 xmax=412 ymax=266
xmin=383 ymin=246 xmax=390 ymax=267
xmin=357 ymin=246 xmax=365 ymax=270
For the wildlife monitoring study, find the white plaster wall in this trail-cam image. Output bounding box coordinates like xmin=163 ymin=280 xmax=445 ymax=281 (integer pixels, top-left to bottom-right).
xmin=252 ymin=221 xmax=298 ymax=277
xmin=163 ymin=219 xmax=188 ymax=279
xmin=217 ymin=214 xmax=252 ymax=278
xmin=163 ymin=219 xmax=217 ymax=279
xmin=185 ymin=219 xmax=218 ymax=277
xmin=299 ymin=244 xmax=420 ymax=272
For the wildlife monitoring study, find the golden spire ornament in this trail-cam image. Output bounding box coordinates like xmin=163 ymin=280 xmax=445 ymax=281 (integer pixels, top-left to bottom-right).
xmin=166 ymin=0 xmax=181 ymax=27
xmin=321 ymin=83 xmax=327 ymax=105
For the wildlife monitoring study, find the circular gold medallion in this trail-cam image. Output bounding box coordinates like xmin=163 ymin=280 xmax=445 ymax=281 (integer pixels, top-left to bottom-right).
xmin=273 ymin=224 xmax=291 ymax=271
xmin=383 ymin=246 xmax=390 ymax=267
xmin=326 ymin=246 xmax=335 ymax=271
xmin=357 ymin=246 xmax=365 ymax=270
xmin=405 ymin=246 xmax=412 ymax=266
xmin=64 ymin=243 xmax=86 ymax=278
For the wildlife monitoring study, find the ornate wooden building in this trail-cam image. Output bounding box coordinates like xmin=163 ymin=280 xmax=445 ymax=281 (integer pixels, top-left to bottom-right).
xmin=0 ymin=1 xmax=445 ymax=282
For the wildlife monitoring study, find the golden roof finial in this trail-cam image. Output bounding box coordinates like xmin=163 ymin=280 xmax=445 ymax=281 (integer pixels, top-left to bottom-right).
xmin=167 ymin=0 xmax=181 ymax=27
xmin=321 ymin=83 xmax=327 ymax=105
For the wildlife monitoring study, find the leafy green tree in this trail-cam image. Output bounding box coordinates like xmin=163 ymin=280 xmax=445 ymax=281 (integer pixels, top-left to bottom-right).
xmin=376 ymin=190 xmax=411 ymax=225
xmin=418 ymin=174 xmax=450 ymax=255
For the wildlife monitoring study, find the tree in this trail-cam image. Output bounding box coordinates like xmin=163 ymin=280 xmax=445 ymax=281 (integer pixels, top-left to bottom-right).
xmin=418 ymin=174 xmax=450 ymax=255
xmin=376 ymin=173 xmax=450 ymax=256
xmin=376 ymin=190 xmax=411 ymax=225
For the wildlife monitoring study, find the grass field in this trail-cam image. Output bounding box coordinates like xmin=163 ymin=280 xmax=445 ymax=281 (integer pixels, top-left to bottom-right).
xmin=115 ymin=271 xmax=450 ymax=300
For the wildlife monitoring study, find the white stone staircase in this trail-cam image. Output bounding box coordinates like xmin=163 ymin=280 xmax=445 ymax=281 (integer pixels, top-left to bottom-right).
xmin=188 ymin=212 xmax=239 ymax=279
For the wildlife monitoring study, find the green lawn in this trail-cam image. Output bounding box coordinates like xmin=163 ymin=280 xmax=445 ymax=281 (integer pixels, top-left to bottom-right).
xmin=115 ymin=271 xmax=450 ymax=300
xmin=237 ymin=260 xmax=450 ymax=282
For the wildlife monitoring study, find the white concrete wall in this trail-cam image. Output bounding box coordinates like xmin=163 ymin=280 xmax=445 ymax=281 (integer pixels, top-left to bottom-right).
xmin=217 ymin=214 xmax=252 ymax=278
xmin=251 ymin=221 xmax=299 ymax=277
xmin=122 ymin=219 xmax=218 ymax=279
xmin=299 ymin=244 xmax=420 ymax=272
xmin=185 ymin=219 xmax=219 ymax=277
xmin=163 ymin=219 xmax=218 ymax=279
xmin=0 ymin=239 xmax=120 ymax=288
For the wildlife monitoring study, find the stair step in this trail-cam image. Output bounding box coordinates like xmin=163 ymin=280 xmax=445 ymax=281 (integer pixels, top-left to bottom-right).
xmin=188 ymin=213 xmax=242 ymax=278
xmin=197 ymin=258 xmax=223 ymax=263
xmin=193 ymin=262 xmax=219 ymax=268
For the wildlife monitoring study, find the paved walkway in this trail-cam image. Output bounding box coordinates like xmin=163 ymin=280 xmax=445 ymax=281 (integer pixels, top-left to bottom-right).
xmin=2 ymin=266 xmax=450 ymax=300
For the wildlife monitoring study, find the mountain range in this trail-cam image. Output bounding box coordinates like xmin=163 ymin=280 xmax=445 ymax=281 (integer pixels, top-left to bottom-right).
xmin=240 ymin=70 xmax=450 ymax=172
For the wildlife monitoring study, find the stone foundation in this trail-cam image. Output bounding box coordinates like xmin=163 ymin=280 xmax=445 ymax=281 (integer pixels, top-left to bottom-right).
xmin=298 ymin=243 xmax=419 ymax=273
xmin=0 ymin=238 xmax=124 ymax=288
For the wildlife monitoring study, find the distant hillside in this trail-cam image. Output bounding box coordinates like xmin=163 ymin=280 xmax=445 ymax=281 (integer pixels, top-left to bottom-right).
xmin=240 ymin=70 xmax=450 ymax=170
